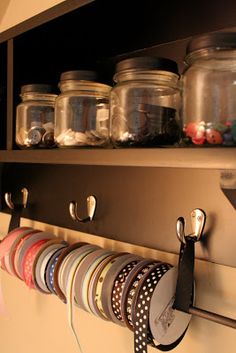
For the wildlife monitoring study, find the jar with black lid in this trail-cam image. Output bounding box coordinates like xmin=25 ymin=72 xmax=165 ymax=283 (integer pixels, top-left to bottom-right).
xmin=16 ymin=84 xmax=57 ymax=149
xmin=110 ymin=56 xmax=181 ymax=147
xmin=54 ymin=70 xmax=112 ymax=147
xmin=181 ymin=32 xmax=236 ymax=146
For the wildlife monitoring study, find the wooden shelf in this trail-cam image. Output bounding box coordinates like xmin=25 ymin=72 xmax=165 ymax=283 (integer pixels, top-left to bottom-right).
xmin=0 ymin=148 xmax=235 ymax=169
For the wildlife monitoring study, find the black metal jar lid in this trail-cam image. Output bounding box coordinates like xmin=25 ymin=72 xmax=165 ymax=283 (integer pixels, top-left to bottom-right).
xmin=60 ymin=70 xmax=98 ymax=82
xmin=186 ymin=32 xmax=236 ymax=55
xmin=21 ymin=84 xmax=55 ymax=94
xmin=115 ymin=56 xmax=179 ymax=75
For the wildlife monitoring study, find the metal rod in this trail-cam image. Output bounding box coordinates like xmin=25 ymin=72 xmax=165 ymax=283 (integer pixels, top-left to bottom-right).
xmin=189 ymin=306 xmax=236 ymax=329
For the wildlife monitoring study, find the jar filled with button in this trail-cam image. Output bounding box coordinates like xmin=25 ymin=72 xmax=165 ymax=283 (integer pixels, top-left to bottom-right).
xmin=16 ymin=84 xmax=57 ymax=149
xmin=110 ymin=56 xmax=181 ymax=147
xmin=54 ymin=70 xmax=112 ymax=147
xmin=181 ymin=32 xmax=236 ymax=147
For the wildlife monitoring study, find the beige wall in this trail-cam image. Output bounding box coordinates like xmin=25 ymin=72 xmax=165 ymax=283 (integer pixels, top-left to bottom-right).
xmin=0 ymin=214 xmax=236 ymax=353
xmin=0 ymin=0 xmax=65 ymax=32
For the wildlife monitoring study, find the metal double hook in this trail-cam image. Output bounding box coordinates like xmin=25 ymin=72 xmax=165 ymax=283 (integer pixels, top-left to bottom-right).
xmin=5 ymin=188 xmax=29 ymax=209
xmin=69 ymin=195 xmax=96 ymax=223
xmin=176 ymin=208 xmax=206 ymax=244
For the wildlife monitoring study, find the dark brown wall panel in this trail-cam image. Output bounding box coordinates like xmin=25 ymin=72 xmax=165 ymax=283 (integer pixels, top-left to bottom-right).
xmin=1 ymin=163 xmax=235 ymax=268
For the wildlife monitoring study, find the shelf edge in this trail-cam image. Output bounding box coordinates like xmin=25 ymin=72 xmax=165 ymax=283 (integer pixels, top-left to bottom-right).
xmin=0 ymin=148 xmax=235 ymax=169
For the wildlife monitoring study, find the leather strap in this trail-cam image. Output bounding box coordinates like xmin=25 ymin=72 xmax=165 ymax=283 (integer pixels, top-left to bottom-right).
xmin=8 ymin=206 xmax=23 ymax=233
xmin=173 ymin=238 xmax=195 ymax=313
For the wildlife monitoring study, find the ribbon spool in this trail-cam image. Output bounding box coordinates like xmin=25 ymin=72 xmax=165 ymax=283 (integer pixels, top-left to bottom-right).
xmin=101 ymin=254 xmax=141 ymax=326
xmin=11 ymin=229 xmax=42 ymax=278
xmin=15 ymin=231 xmax=55 ymax=280
xmin=87 ymin=252 xmax=127 ymax=318
xmin=132 ymin=262 xmax=172 ymax=353
xmin=73 ymin=249 xmax=114 ymax=311
xmin=149 ymin=267 xmax=193 ymax=346
xmin=0 ymin=222 xmax=196 ymax=353
xmin=53 ymin=242 xmax=88 ymax=303
xmin=92 ymin=252 xmax=129 ymax=321
xmin=65 ymin=244 xmax=102 ymax=352
xmin=120 ymin=259 xmax=158 ymax=330
xmin=0 ymin=227 xmax=33 ymax=272
xmin=60 ymin=245 xmax=100 ymax=299
xmin=33 ymin=239 xmax=68 ymax=294
xmin=80 ymin=251 xmax=116 ymax=312
xmin=23 ymin=239 xmax=50 ymax=288
xmin=44 ymin=245 xmax=69 ymax=294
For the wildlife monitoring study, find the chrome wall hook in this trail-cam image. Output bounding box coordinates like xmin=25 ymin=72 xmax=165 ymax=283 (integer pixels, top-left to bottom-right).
xmin=5 ymin=187 xmax=29 ymax=210
xmin=176 ymin=216 xmax=185 ymax=243
xmin=69 ymin=195 xmax=96 ymax=223
xmin=176 ymin=208 xmax=206 ymax=243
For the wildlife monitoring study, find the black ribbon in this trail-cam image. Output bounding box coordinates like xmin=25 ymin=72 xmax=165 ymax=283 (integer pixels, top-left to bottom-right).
xmin=173 ymin=237 xmax=195 ymax=313
xmin=8 ymin=205 xmax=24 ymax=233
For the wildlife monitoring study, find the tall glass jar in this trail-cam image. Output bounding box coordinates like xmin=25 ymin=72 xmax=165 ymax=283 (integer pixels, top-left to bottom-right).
xmin=54 ymin=70 xmax=112 ymax=147
xmin=16 ymin=84 xmax=57 ymax=149
xmin=181 ymin=32 xmax=236 ymax=146
xmin=110 ymin=56 xmax=181 ymax=147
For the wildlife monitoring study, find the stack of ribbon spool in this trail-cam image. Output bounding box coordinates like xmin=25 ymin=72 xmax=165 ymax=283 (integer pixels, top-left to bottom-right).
xmin=0 ymin=226 xmax=192 ymax=352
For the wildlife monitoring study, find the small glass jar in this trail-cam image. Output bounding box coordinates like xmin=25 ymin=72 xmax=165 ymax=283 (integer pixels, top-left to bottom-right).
xmin=110 ymin=56 xmax=181 ymax=147
xmin=16 ymin=84 xmax=57 ymax=149
xmin=181 ymin=32 xmax=236 ymax=147
xmin=54 ymin=70 xmax=112 ymax=147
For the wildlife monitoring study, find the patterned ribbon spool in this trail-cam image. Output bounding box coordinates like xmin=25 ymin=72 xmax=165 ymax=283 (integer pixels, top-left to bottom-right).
xmin=73 ymin=249 xmax=114 ymax=311
xmin=37 ymin=244 xmax=63 ymax=293
xmin=44 ymin=245 xmax=69 ymax=294
xmin=87 ymin=252 xmax=127 ymax=318
xmin=120 ymin=259 xmax=158 ymax=330
xmin=4 ymin=228 xmax=40 ymax=276
xmin=111 ymin=258 xmax=142 ymax=324
xmin=15 ymin=231 xmax=55 ymax=280
xmin=32 ymin=240 xmax=67 ymax=294
xmin=23 ymin=239 xmax=50 ymax=288
xmin=132 ymin=262 xmax=172 ymax=353
xmin=93 ymin=252 xmax=129 ymax=321
xmin=100 ymin=254 xmax=141 ymax=325
xmin=53 ymin=242 xmax=88 ymax=303
xmin=0 ymin=227 xmax=33 ymax=272
xmin=13 ymin=229 xmax=41 ymax=279
xmin=80 ymin=251 xmax=115 ymax=313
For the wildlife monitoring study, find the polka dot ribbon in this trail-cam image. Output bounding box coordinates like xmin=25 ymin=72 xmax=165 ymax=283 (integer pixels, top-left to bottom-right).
xmin=133 ymin=263 xmax=171 ymax=353
xmin=23 ymin=239 xmax=49 ymax=288
xmin=111 ymin=260 xmax=139 ymax=322
xmin=125 ymin=262 xmax=157 ymax=330
xmin=46 ymin=247 xmax=67 ymax=294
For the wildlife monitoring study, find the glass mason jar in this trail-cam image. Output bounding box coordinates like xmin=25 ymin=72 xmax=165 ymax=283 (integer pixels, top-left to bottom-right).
xmin=16 ymin=84 xmax=57 ymax=149
xmin=110 ymin=56 xmax=181 ymax=147
xmin=54 ymin=70 xmax=112 ymax=147
xmin=181 ymin=32 xmax=236 ymax=147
